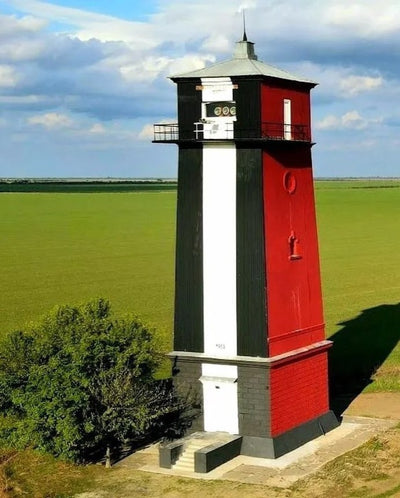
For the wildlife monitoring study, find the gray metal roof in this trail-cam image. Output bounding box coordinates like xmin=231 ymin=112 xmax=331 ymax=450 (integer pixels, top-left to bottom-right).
xmin=171 ymin=40 xmax=317 ymax=86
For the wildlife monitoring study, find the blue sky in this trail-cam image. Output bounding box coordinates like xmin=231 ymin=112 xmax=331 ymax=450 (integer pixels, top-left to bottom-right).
xmin=0 ymin=0 xmax=399 ymax=178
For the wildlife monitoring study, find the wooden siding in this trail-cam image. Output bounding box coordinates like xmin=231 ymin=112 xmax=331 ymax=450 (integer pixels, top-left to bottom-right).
xmin=177 ymin=80 xmax=202 ymax=140
xmin=232 ymin=78 xmax=261 ymax=139
xmin=262 ymin=146 xmax=325 ymax=356
xmin=174 ymin=145 xmax=204 ymax=352
xmin=236 ymin=146 xmax=268 ymax=357
xmin=261 ymin=81 xmax=311 ymax=132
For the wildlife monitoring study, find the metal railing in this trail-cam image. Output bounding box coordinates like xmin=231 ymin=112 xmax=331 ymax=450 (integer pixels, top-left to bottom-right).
xmin=194 ymin=121 xmax=234 ymax=140
xmin=153 ymin=123 xmax=179 ymax=141
xmin=153 ymin=122 xmax=311 ymax=142
xmin=260 ymin=122 xmax=311 ymax=142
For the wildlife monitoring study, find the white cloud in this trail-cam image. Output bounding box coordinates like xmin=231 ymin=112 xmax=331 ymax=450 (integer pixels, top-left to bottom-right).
xmin=0 ymin=95 xmax=44 ymax=104
xmin=0 ymin=14 xmax=47 ymax=36
xmin=27 ymin=112 xmax=74 ymax=129
xmin=138 ymin=124 xmax=155 ymax=141
xmin=0 ymin=15 xmax=48 ymax=62
xmin=7 ymin=0 xmax=158 ymax=47
xmin=0 ymin=39 xmax=46 ymax=62
xmin=316 ymin=115 xmax=341 ymax=130
xmin=201 ymin=34 xmax=231 ymax=54
xmin=324 ymin=3 xmax=400 ymax=37
xmin=120 ymin=57 xmax=171 ymax=83
xmin=341 ymin=110 xmax=366 ymax=129
xmin=168 ymin=54 xmax=215 ymax=77
xmin=0 ymin=65 xmax=19 ymax=87
xmin=340 ymin=75 xmax=384 ymax=96
xmin=237 ymin=1 xmax=257 ymax=14
xmin=316 ymin=111 xmax=383 ymax=131
xmin=89 ymin=123 xmax=106 ymax=134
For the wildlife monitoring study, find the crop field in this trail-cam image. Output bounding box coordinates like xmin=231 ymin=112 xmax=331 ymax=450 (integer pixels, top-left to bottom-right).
xmin=0 ymin=179 xmax=399 ymax=394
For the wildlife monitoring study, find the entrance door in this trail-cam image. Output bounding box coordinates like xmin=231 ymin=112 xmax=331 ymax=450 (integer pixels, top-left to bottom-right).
xmin=201 ymin=364 xmax=239 ymax=434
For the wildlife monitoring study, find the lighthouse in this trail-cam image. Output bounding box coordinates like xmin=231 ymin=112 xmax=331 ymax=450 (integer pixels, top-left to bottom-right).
xmin=154 ymin=32 xmax=338 ymax=468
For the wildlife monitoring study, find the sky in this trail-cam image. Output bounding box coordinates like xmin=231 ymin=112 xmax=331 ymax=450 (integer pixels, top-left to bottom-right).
xmin=0 ymin=0 xmax=400 ymax=178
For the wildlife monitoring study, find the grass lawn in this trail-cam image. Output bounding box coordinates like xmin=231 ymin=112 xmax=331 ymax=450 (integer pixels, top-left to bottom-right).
xmin=315 ymin=180 xmax=400 ymax=393
xmin=0 ymin=192 xmax=176 ymax=350
xmin=0 ymin=180 xmax=399 ymax=392
xmin=2 ymin=424 xmax=400 ymax=497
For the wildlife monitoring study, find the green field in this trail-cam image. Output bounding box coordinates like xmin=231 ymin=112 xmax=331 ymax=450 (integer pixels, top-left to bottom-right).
xmin=0 ymin=180 xmax=399 ymax=394
xmin=0 ymin=191 xmax=176 ymax=349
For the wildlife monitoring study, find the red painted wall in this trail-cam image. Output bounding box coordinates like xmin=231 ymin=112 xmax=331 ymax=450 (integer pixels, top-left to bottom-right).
xmin=270 ymin=351 xmax=329 ymax=436
xmin=263 ymin=147 xmax=324 ymax=356
xmin=261 ymin=81 xmax=311 ymax=132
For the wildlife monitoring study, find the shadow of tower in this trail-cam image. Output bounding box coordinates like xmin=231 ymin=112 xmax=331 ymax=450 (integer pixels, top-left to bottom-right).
xmin=329 ymin=303 xmax=400 ymax=416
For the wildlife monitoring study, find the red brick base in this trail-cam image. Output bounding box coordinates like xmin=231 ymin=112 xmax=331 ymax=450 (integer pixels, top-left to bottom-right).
xmin=270 ymin=349 xmax=329 ymax=437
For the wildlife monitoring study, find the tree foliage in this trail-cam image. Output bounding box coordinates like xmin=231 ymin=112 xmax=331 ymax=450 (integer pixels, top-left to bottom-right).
xmin=0 ymin=299 xmax=190 ymax=462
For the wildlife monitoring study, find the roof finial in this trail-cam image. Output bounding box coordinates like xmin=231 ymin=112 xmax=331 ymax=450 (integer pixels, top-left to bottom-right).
xmin=234 ymin=9 xmax=257 ymax=60
xmin=242 ymin=10 xmax=248 ymax=41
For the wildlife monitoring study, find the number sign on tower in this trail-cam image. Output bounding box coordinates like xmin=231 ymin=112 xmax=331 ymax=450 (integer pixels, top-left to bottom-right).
xmin=154 ymin=32 xmax=338 ymax=459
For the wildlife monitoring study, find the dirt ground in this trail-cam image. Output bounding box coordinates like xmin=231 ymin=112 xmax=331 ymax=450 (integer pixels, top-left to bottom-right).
xmin=344 ymin=392 xmax=400 ymax=419
xmin=72 ymin=393 xmax=400 ymax=498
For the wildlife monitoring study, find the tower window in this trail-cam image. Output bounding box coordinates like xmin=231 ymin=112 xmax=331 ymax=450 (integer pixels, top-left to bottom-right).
xmin=284 ymin=99 xmax=292 ymax=140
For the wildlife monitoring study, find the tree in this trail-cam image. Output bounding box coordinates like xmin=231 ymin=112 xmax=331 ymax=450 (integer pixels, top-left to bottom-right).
xmin=0 ymin=299 xmax=190 ymax=462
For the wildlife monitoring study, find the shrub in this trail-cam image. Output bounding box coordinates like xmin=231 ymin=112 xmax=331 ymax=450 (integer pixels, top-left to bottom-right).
xmin=0 ymin=299 xmax=189 ymax=462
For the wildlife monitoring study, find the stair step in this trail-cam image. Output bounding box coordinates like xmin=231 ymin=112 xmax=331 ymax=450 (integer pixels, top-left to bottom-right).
xmin=173 ymin=464 xmax=193 ymax=471
xmin=172 ymin=437 xmax=224 ymax=472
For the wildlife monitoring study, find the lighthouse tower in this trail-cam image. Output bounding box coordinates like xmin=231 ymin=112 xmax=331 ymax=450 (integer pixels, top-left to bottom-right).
xmin=154 ymin=33 xmax=338 ymax=463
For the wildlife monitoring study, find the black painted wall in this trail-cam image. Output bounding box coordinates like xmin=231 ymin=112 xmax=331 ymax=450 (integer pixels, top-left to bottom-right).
xmin=236 ymin=146 xmax=268 ymax=357
xmin=176 ymin=80 xmax=202 ymax=140
xmin=232 ymin=78 xmax=262 ymax=139
xmin=174 ymin=145 xmax=204 ymax=352
xmin=172 ymin=358 xmax=204 ymax=433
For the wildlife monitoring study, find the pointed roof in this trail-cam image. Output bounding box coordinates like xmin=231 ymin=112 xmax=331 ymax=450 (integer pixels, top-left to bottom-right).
xmin=171 ymin=38 xmax=317 ymax=86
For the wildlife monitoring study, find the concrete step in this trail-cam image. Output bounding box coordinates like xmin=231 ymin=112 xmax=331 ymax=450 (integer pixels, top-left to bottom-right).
xmin=160 ymin=432 xmax=243 ymax=474
xmin=174 ymin=460 xmax=193 ymax=467
xmin=186 ymin=442 xmax=206 ymax=449
xmin=172 ymin=436 xmax=226 ymax=472
xmin=173 ymin=463 xmax=193 ymax=471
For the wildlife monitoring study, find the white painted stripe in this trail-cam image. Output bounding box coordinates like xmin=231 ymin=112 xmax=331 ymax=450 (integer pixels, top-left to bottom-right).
xmin=201 ymin=77 xmax=239 ymax=435
xmin=202 ymin=143 xmax=237 ymax=358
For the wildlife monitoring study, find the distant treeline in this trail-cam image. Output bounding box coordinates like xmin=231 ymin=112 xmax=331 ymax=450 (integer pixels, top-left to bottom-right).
xmin=2 ymin=177 xmax=400 ymax=193
xmin=315 ymin=178 xmax=400 ymax=191
xmin=0 ymin=179 xmax=178 ymax=193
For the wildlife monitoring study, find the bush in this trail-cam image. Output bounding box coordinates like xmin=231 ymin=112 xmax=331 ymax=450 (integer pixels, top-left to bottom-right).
xmin=0 ymin=299 xmax=189 ymax=462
